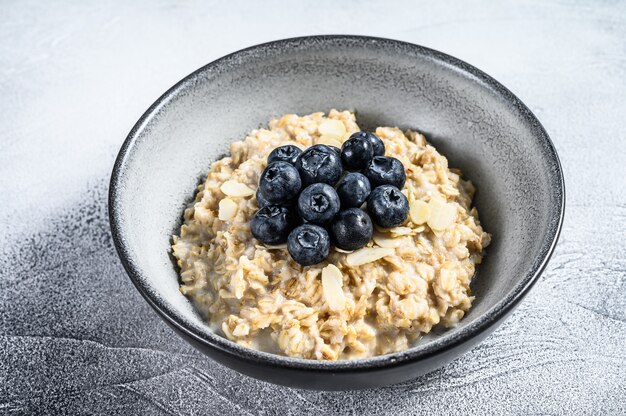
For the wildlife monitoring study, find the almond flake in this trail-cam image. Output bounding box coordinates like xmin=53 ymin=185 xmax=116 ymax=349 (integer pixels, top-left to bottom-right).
xmin=389 ymin=226 xmax=414 ymax=236
xmin=427 ymin=199 xmax=456 ymax=231
xmin=373 ymin=224 xmax=390 ymax=233
xmin=428 ymin=193 xmax=446 ymax=204
xmin=218 ymin=198 xmax=238 ymax=221
xmin=317 ymin=134 xmax=343 ymax=148
xmin=334 ymin=247 xmax=354 ymax=254
xmin=440 ymin=184 xmax=460 ymax=197
xmin=345 ymin=247 xmax=395 ymax=266
xmin=410 ymin=200 xmax=430 ymax=225
xmin=372 ymin=230 xmax=403 ymax=248
xmin=232 ymin=322 xmax=250 ymax=337
xmin=318 ymin=119 xmax=346 ymax=137
xmin=321 ymin=264 xmax=346 ymax=311
xmin=220 ymin=180 xmax=254 ymax=197
xmin=264 ymin=243 xmax=287 ymax=250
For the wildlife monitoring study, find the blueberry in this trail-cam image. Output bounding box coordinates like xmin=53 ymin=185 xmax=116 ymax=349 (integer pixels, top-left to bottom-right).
xmin=256 ymin=188 xmax=295 ymax=209
xmin=331 ymin=208 xmax=373 ymax=250
xmin=255 ymin=188 xmax=272 ymax=209
xmin=336 ymin=172 xmax=371 ymax=208
xmin=268 ymin=145 xmax=302 ymax=165
xmin=329 ymin=146 xmax=342 ymax=156
xmin=349 ymin=131 xmax=385 ymax=157
xmin=287 ymin=224 xmax=330 ymax=266
xmin=251 ymin=205 xmax=296 ymax=245
xmin=341 ymin=136 xmax=374 ymax=170
xmin=259 ymin=161 xmax=302 ymax=204
xmin=297 ymin=183 xmax=340 ymax=225
xmin=367 ymin=185 xmax=409 ymax=228
xmin=295 ymin=144 xmax=342 ymax=186
xmin=363 ymin=156 xmax=406 ymax=189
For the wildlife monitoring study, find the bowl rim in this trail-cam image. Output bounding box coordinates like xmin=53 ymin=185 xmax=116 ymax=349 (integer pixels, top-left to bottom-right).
xmin=109 ymin=35 xmax=565 ymax=372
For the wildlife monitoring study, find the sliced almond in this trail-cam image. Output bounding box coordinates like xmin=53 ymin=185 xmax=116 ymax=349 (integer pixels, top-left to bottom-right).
xmin=334 ymin=247 xmax=354 ymax=254
xmin=341 ymin=131 xmax=354 ymax=143
xmin=427 ymin=199 xmax=456 ymax=231
xmin=317 ymin=134 xmax=343 ymax=148
xmin=346 ymin=247 xmax=395 ymax=267
xmin=406 ymin=182 xmax=417 ymax=203
xmin=372 ymin=230 xmax=403 ymax=248
xmin=440 ymin=184 xmax=460 ymax=197
xmin=410 ymin=200 xmax=430 ymax=225
xmin=321 ymin=264 xmax=346 ymax=311
xmin=232 ymin=322 xmax=250 ymax=337
xmin=318 ymin=119 xmax=346 ymax=137
xmin=264 ymin=243 xmax=287 ymax=250
xmin=429 ymin=193 xmax=446 ymax=204
xmin=220 ymin=180 xmax=255 ymax=197
xmin=373 ymin=225 xmax=414 ymax=236
xmin=218 ymin=198 xmax=238 ymax=221
xmin=389 ymin=226 xmax=414 ymax=236
xmin=373 ymin=224 xmax=389 ymax=233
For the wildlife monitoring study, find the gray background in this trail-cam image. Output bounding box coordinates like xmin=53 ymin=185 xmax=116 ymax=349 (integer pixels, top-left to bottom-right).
xmin=1 ymin=1 xmax=625 ymax=414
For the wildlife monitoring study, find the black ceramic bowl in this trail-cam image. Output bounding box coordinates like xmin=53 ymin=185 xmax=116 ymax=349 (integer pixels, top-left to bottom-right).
xmin=109 ymin=36 xmax=564 ymax=390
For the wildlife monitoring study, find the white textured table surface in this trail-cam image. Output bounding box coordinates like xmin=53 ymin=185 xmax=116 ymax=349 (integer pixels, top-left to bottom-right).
xmin=1 ymin=1 xmax=625 ymax=414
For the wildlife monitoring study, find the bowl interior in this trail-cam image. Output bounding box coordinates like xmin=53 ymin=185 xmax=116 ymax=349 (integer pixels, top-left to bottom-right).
xmin=110 ymin=36 xmax=562 ymax=366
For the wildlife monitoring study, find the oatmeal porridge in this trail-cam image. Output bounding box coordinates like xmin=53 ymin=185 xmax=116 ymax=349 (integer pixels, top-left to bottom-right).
xmin=171 ymin=110 xmax=490 ymax=360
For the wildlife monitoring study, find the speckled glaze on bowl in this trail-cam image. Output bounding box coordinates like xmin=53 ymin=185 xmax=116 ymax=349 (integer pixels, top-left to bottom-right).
xmin=109 ymin=35 xmax=564 ymax=390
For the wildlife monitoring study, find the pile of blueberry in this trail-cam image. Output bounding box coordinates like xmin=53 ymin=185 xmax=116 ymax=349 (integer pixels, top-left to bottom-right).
xmin=251 ymin=131 xmax=409 ymax=266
